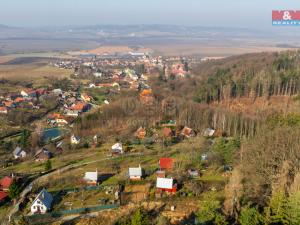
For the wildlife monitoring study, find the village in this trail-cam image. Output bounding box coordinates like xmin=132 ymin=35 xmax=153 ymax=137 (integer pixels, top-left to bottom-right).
xmin=0 ymin=53 xmax=229 ymax=224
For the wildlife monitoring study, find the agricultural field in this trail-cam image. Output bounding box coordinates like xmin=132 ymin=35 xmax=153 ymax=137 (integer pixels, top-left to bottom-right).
xmin=0 ymin=63 xmax=72 ymax=86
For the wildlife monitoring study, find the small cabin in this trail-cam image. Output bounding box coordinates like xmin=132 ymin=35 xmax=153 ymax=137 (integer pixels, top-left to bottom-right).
xmin=83 ymin=170 xmax=98 ymax=186
xmin=156 ymin=178 xmax=177 ymax=193
xmin=111 ymin=143 xmax=123 ymax=155
xmin=13 ymin=147 xmax=27 ymax=159
xmin=128 ymin=166 xmax=143 ymax=180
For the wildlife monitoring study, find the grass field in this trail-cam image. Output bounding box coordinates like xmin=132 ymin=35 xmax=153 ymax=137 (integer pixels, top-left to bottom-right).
xmin=0 ymin=64 xmax=72 ymax=86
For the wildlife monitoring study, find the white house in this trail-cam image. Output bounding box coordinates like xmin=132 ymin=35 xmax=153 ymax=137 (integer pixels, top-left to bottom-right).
xmin=203 ymin=128 xmax=215 ymax=137
xmin=83 ymin=170 xmax=98 ymax=186
xmin=13 ymin=147 xmax=27 ymax=159
xmin=31 ymin=189 xmax=53 ymax=214
xmin=89 ymin=83 xmax=96 ymax=88
xmin=52 ymin=89 xmax=63 ymax=95
xmin=70 ymin=134 xmax=80 ymax=145
xmin=128 ymin=166 xmax=143 ymax=180
xmin=156 ymin=178 xmax=177 ymax=193
xmin=111 ymin=143 xmax=123 ymax=154
xmin=55 ymin=118 xmax=68 ymax=126
xmin=93 ymin=72 xmax=102 ymax=78
xmin=65 ymin=109 xmax=80 ymax=117
xmin=20 ymin=90 xmax=29 ymax=98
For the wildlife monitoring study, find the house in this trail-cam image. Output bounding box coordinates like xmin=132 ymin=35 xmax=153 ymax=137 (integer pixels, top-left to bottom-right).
xmin=0 ymin=191 xmax=8 ymax=202
xmin=65 ymin=109 xmax=80 ymax=117
xmin=70 ymin=134 xmax=80 ymax=145
xmin=13 ymin=147 xmax=27 ymax=159
xmin=69 ymin=102 xmax=91 ymax=113
xmin=52 ymin=89 xmax=63 ymax=95
xmin=34 ymin=149 xmax=52 ymax=162
xmin=83 ymin=170 xmax=98 ymax=186
xmin=162 ymin=127 xmax=174 ymax=138
xmin=14 ymin=97 xmax=25 ymax=103
xmin=0 ymin=107 xmax=8 ymax=114
xmin=181 ymin=126 xmax=196 ymax=138
xmin=20 ymin=90 xmax=29 ymax=97
xmin=139 ymin=89 xmax=154 ymax=105
xmin=159 ymin=158 xmax=174 ymax=170
xmin=188 ymin=169 xmax=200 ymax=177
xmin=128 ymin=166 xmax=143 ymax=180
xmin=81 ymin=93 xmax=91 ymax=102
xmin=89 ymin=83 xmax=96 ymax=88
xmin=203 ymin=128 xmax=215 ymax=137
xmin=156 ymin=178 xmax=177 ymax=193
xmin=135 ymin=127 xmax=147 ymax=139
xmin=111 ymin=143 xmax=123 ymax=155
xmin=55 ymin=118 xmax=69 ymax=126
xmin=31 ymin=189 xmax=53 ymax=214
xmin=0 ymin=176 xmax=13 ymax=192
xmin=3 ymin=101 xmax=14 ymax=108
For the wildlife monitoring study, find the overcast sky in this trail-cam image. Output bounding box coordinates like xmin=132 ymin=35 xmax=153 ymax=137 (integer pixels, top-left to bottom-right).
xmin=1 ymin=0 xmax=300 ymax=29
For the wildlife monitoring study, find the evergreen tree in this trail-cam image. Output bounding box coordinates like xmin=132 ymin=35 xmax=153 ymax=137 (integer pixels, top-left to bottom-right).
xmin=44 ymin=160 xmax=52 ymax=171
xmin=196 ymin=192 xmax=227 ymax=224
xmin=8 ymin=182 xmax=21 ymax=203
xmin=131 ymin=208 xmax=150 ymax=225
xmin=239 ymin=206 xmax=263 ymax=225
xmin=285 ymin=192 xmax=300 ymax=225
xmin=19 ymin=129 xmax=31 ymax=148
xmin=264 ymin=192 xmax=288 ymax=225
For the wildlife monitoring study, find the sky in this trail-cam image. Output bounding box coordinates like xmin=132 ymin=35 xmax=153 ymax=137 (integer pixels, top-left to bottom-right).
xmin=0 ymin=0 xmax=300 ymax=29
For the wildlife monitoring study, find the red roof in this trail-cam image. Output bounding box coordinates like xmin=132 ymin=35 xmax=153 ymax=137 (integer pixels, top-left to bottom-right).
xmin=70 ymin=103 xmax=86 ymax=111
xmin=159 ymin=158 xmax=174 ymax=170
xmin=0 ymin=191 xmax=8 ymax=201
xmin=0 ymin=176 xmax=13 ymax=189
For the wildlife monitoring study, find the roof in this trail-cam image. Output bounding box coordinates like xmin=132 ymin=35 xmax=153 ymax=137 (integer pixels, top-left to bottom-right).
xmin=129 ymin=167 xmax=142 ymax=177
xmin=163 ymin=127 xmax=173 ymax=137
xmin=14 ymin=97 xmax=25 ymax=103
xmin=34 ymin=148 xmax=51 ymax=158
xmin=112 ymin=143 xmax=122 ymax=152
xmin=0 ymin=107 xmax=7 ymax=112
xmin=159 ymin=158 xmax=174 ymax=170
xmin=84 ymin=171 xmax=98 ymax=181
xmin=0 ymin=176 xmax=13 ymax=189
xmin=33 ymin=189 xmax=53 ymax=209
xmin=13 ymin=147 xmax=22 ymax=156
xmin=3 ymin=101 xmax=13 ymax=107
xmin=181 ymin=126 xmax=193 ymax=136
xmin=156 ymin=178 xmax=173 ymax=189
xmin=140 ymin=89 xmax=152 ymax=97
xmin=203 ymin=128 xmax=215 ymax=137
xmin=0 ymin=191 xmax=8 ymax=201
xmin=70 ymin=103 xmax=87 ymax=111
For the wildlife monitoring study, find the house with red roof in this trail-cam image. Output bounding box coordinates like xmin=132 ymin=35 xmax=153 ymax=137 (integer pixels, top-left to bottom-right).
xmin=0 ymin=191 xmax=8 ymax=202
xmin=3 ymin=101 xmax=14 ymax=108
xmin=0 ymin=106 xmax=8 ymax=114
xmin=159 ymin=158 xmax=174 ymax=170
xmin=0 ymin=176 xmax=13 ymax=192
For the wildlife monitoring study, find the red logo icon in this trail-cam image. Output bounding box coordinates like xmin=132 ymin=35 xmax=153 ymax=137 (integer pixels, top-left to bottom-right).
xmin=272 ymin=10 xmax=300 ymax=21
